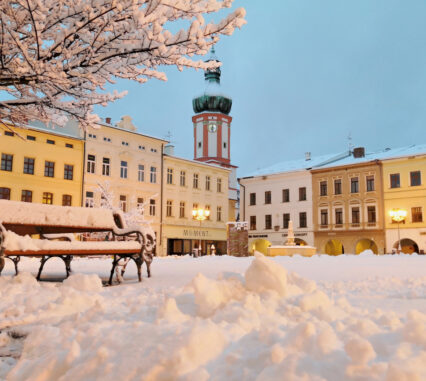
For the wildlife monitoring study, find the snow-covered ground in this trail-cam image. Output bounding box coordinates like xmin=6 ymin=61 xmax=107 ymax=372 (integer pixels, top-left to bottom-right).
xmin=1 ymin=252 xmax=425 ymax=380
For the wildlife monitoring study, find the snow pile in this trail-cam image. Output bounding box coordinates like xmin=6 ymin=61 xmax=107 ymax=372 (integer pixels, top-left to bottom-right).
xmin=0 ymin=254 xmax=425 ymax=380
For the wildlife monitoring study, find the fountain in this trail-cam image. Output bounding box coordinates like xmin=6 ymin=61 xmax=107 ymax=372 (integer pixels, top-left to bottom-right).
xmin=266 ymin=220 xmax=316 ymax=257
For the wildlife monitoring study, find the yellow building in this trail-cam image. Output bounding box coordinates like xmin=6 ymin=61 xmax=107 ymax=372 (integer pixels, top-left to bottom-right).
xmin=382 ymin=148 xmax=426 ymax=253
xmin=162 ymin=152 xmax=230 ymax=256
xmin=0 ymin=122 xmax=84 ymax=206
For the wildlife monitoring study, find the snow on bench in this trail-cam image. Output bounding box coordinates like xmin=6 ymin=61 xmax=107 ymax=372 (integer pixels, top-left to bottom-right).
xmin=0 ymin=200 xmax=155 ymax=284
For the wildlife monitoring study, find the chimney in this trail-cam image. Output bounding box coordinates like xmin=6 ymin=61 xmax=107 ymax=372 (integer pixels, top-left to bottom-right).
xmin=105 ymin=117 xmax=111 ymax=124
xmin=164 ymin=144 xmax=175 ymax=156
xmin=353 ymin=147 xmax=365 ymax=158
xmin=305 ymin=152 xmax=311 ymax=161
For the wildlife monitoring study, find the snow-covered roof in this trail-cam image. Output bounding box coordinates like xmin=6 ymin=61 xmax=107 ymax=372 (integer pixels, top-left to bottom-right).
xmin=242 ymin=144 xmax=426 ymax=178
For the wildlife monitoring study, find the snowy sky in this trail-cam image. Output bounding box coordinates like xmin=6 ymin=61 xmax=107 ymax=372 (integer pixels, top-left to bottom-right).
xmin=94 ymin=0 xmax=426 ymax=177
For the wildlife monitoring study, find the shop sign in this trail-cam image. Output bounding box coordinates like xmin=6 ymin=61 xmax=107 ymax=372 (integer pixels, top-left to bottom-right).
xmin=183 ymin=229 xmax=209 ymax=238
xmin=282 ymin=233 xmax=308 ymax=237
xmin=249 ymin=234 xmax=268 ymax=238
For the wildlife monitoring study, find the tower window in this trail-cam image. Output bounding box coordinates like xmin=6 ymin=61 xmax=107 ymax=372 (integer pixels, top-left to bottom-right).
xmin=198 ymin=142 xmax=202 ymax=148
xmin=223 ymin=142 xmax=227 ymax=148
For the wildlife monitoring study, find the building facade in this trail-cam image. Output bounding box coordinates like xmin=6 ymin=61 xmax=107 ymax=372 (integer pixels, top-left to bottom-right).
xmin=192 ymin=48 xmax=238 ymax=221
xmin=161 ymin=153 xmax=230 ymax=256
xmin=382 ymin=151 xmax=426 ymax=253
xmin=0 ymin=122 xmax=84 ymax=206
xmin=83 ymin=116 xmax=166 ymax=253
xmin=311 ymin=153 xmax=386 ymax=254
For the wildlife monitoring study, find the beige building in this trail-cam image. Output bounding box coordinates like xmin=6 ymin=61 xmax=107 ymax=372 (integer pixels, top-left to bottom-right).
xmin=161 ymin=150 xmax=230 ymax=256
xmin=83 ymin=116 xmax=167 ymax=253
xmin=311 ymin=148 xmax=386 ymax=254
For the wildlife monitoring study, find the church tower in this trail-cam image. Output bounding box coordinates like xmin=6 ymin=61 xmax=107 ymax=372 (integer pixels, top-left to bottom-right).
xmin=192 ymin=47 xmax=238 ymax=220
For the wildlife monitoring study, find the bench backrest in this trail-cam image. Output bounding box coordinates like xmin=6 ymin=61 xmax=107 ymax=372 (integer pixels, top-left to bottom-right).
xmin=0 ymin=200 xmax=124 ymax=235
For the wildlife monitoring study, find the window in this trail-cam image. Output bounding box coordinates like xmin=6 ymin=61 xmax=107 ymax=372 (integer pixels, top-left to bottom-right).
xmin=137 ymin=198 xmax=144 ymax=214
xmin=120 ymin=161 xmax=128 ymax=179
xmin=21 ymin=190 xmax=32 ymax=203
xmin=367 ymin=206 xmax=376 ymax=223
xmin=390 ymin=173 xmax=400 ymax=188
xmin=352 ymin=207 xmax=360 ymax=224
xmin=64 ymin=164 xmax=73 ymax=180
xmin=283 ymin=213 xmax=290 ymax=229
xmin=122 ymin=141 xmax=129 ymax=146
xmin=217 ymin=206 xmax=222 ymax=222
xmin=119 ymin=195 xmax=127 ymax=212
xmin=205 ymin=205 xmax=211 ymax=220
xmin=320 ymin=181 xmax=327 ymax=196
xmin=334 ymin=179 xmax=342 ymax=195
xmin=5 ymin=131 xmax=14 ymax=137
xmin=224 ymin=142 xmax=227 ymax=149
xmin=46 ymin=139 xmax=55 ymax=145
xmin=299 ymin=212 xmax=307 ymax=228
xmin=320 ymin=210 xmax=328 ymax=226
xmin=44 ymin=161 xmax=55 ymax=177
xmin=1 ymin=154 xmax=13 ymax=171
xmin=299 ymin=187 xmax=307 ymax=201
xmin=88 ymin=133 xmax=96 ymax=139
xmin=193 ymin=203 xmax=198 ymax=216
xmin=410 ymin=171 xmax=421 ymax=186
xmin=102 ymin=158 xmax=110 ymax=176
xmin=65 ymin=143 xmax=73 ymax=148
xmin=205 ymin=176 xmax=211 ymax=191
xmin=149 ymin=199 xmax=156 ymax=216
xmin=27 ymin=135 xmax=36 ymax=141
xmin=138 ymin=164 xmax=144 ymax=182
xmin=335 ymin=208 xmax=343 ymax=225
xmin=265 ymin=191 xmax=271 ymax=204
xmin=179 ymin=202 xmax=185 ymax=218
xmin=282 ymin=189 xmax=290 ymax=202
xmin=138 ymin=145 xmax=145 ymax=151
xmin=103 ymin=137 xmax=111 ymax=142
xmin=217 ymin=178 xmax=222 ymax=192
xmin=87 ymin=154 xmax=95 ymax=173
xmin=0 ymin=187 xmax=10 ymax=200
xmin=166 ymin=200 xmax=173 ymax=217
xmin=250 ymin=216 xmax=256 ymax=230
xmin=193 ymin=173 xmax=199 ymax=189
xmin=150 ymin=167 xmax=157 ymax=183
xmin=42 ymin=192 xmax=53 ymax=204
xmin=350 ymin=177 xmax=359 ymax=193
xmin=412 ymin=207 xmax=423 ymax=223
xmin=180 ymin=171 xmax=186 ymax=186
xmin=366 ymin=176 xmax=375 ymax=192
xmin=167 ymin=168 xmax=173 ymax=184
xmin=85 ymin=192 xmax=94 ymax=208
xmin=249 ymin=193 xmax=256 ymax=206
xmin=151 ymin=148 xmax=157 ymax=153
xmin=23 ymin=157 xmax=35 ymax=174
xmin=198 ymin=142 xmax=202 ymax=148
xmin=62 ymin=194 xmax=72 ymax=206
xmin=265 ymin=215 xmax=272 ymax=230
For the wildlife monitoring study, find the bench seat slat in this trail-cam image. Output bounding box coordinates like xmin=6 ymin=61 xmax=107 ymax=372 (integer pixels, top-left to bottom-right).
xmin=4 ymin=249 xmax=140 ymax=256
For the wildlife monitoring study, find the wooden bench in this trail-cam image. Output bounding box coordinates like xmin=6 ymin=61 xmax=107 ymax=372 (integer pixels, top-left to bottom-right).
xmin=0 ymin=200 xmax=155 ymax=284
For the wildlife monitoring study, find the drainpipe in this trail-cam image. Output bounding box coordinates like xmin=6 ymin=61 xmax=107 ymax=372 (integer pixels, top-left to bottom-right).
xmin=159 ymin=143 xmax=164 ymax=256
xmin=81 ymin=129 xmax=87 ymax=206
xmin=238 ymin=180 xmax=245 ymax=222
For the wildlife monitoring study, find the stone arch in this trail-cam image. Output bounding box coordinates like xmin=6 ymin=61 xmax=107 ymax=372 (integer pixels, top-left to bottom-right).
xmin=355 ymin=238 xmax=378 ymax=254
xmin=324 ymin=239 xmax=344 ymax=255
xmin=250 ymin=239 xmax=272 ymax=255
xmin=393 ymin=238 xmax=419 ymax=254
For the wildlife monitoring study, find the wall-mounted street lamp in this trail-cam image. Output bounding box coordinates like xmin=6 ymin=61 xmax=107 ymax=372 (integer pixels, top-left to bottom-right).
xmin=192 ymin=208 xmax=210 ymax=257
xmin=389 ymin=208 xmax=407 ymax=253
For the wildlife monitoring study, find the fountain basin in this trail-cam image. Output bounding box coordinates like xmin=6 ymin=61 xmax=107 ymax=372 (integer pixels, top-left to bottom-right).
xmin=267 ymin=245 xmax=316 ymax=257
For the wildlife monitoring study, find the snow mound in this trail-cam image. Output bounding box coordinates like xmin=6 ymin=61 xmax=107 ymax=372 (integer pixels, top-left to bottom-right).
xmin=63 ymin=273 xmax=103 ymax=292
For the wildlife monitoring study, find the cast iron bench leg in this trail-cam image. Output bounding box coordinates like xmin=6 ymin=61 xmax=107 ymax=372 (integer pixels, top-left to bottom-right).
xmin=134 ymin=256 xmax=142 ymax=282
xmin=62 ymin=255 xmax=73 ymax=278
xmin=0 ymin=256 xmax=4 ymax=276
xmin=37 ymin=256 xmax=49 ymax=281
xmin=109 ymin=255 xmax=119 ymax=285
xmin=11 ymin=256 xmax=20 ymax=275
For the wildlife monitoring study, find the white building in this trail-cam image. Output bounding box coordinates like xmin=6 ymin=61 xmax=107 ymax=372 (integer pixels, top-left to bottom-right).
xmin=239 ymin=153 xmax=338 ymax=254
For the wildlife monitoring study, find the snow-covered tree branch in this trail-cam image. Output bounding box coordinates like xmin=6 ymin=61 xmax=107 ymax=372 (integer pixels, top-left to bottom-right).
xmin=0 ymin=0 xmax=246 ymax=127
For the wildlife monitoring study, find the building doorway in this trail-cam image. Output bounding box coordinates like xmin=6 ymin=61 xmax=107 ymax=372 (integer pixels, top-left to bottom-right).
xmin=324 ymin=239 xmax=344 ymax=255
xmin=355 ymin=239 xmax=378 ymax=254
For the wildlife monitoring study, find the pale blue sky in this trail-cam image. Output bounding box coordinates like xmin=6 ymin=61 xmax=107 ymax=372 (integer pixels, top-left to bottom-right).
xmin=95 ymin=0 xmax=426 ymax=177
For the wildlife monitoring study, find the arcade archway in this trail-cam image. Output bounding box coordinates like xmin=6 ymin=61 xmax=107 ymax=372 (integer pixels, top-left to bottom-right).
xmin=393 ymin=238 xmax=419 ymax=254
xmin=251 ymin=239 xmax=271 ymax=255
xmin=355 ymin=239 xmax=378 ymax=254
xmin=325 ymin=239 xmax=344 ymax=255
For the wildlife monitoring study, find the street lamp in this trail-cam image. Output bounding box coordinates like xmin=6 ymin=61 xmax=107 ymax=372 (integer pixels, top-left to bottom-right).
xmin=192 ymin=207 xmax=210 ymax=257
xmin=389 ymin=209 xmax=407 ymax=253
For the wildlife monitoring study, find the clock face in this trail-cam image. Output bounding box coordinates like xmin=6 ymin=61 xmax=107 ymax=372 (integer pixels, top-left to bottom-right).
xmin=208 ymin=122 xmax=218 ymax=133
